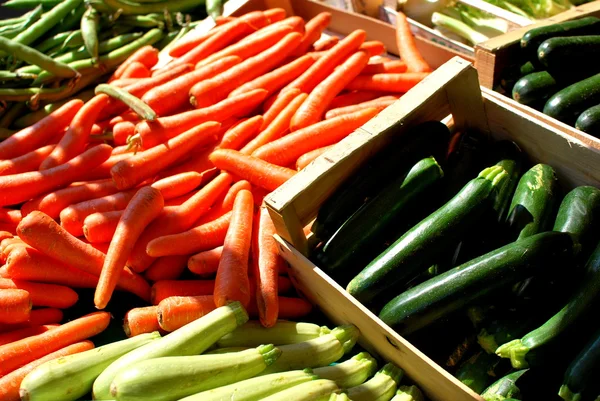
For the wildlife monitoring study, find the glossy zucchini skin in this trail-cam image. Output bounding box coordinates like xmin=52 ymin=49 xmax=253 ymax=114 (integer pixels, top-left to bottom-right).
xmin=544 ymin=73 xmax=600 ymax=125
xmin=538 ymin=35 xmax=600 ymax=75
xmin=455 ymin=351 xmax=502 ymax=394
xmin=575 ymin=104 xmax=600 ymax=137
xmin=559 ymin=328 xmax=600 ymax=401
xmin=512 ymin=71 xmax=558 ymax=106
xmin=379 ymin=231 xmax=574 ymax=335
xmin=481 ymin=369 xmax=528 ymax=401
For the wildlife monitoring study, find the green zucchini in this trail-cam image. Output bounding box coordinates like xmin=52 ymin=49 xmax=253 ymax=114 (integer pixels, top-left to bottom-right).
xmin=205 ymin=347 xmax=251 ymax=354
xmin=217 ymin=321 xmax=331 ymax=348
xmin=346 ymin=363 xmax=403 ymax=401
xmin=110 ymin=344 xmax=281 ymax=401
xmin=538 ymin=36 xmax=600 ymax=75
xmin=520 ymin=61 xmax=536 ymax=76
xmin=391 ymin=385 xmax=425 ymax=401
xmin=477 ymin=311 xmax=541 ymax=355
xmin=455 ymin=351 xmax=502 ymax=394
xmin=512 ymin=71 xmax=558 ymax=107
xmin=575 ymin=104 xmax=600 ymax=137
xmin=311 ymin=121 xmax=450 ymax=242
xmin=260 ymin=325 xmax=359 ymax=375
xmin=496 ymin=239 xmax=600 ymax=368
xmin=506 ymin=164 xmax=558 ymax=241
xmin=328 ymin=393 xmax=351 ymax=401
xmin=347 ymin=166 xmax=508 ymax=305
xmin=315 ymin=157 xmax=444 ymax=283
xmin=491 ymin=141 xmax=524 ymax=223
xmin=178 ymin=369 xmax=318 ymax=401
xmin=19 ymin=332 xmax=160 ymax=401
xmin=93 ymin=302 xmax=248 ymax=400
xmin=544 ymin=73 xmax=600 ymax=125
xmin=520 ymin=17 xmax=600 ymax=60
xmin=559 ymin=327 xmax=600 ymax=401
xmin=260 ymin=379 xmax=340 ymax=401
xmin=481 ymin=369 xmax=528 ymax=401
xmin=379 ymin=231 xmax=575 ymax=335
xmin=314 ymin=352 xmax=378 ymax=388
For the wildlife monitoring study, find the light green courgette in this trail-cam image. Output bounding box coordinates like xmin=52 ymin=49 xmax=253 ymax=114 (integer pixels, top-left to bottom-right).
xmin=314 ymin=352 xmax=378 ymax=388
xmin=391 ymin=385 xmax=425 ymax=401
xmin=260 ymin=379 xmax=340 ymax=401
xmin=329 ymin=393 xmax=353 ymax=400
xmin=217 ymin=321 xmax=331 ymax=348
xmin=205 ymin=347 xmax=250 ymax=354
xmin=346 ymin=363 xmax=404 ymax=401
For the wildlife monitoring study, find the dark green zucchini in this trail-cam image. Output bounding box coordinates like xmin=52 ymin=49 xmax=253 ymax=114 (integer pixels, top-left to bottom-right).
xmin=544 ymin=73 xmax=600 ymax=125
xmin=559 ymin=327 xmax=600 ymax=401
xmin=575 ymin=104 xmax=600 ymax=137
xmin=496 ymin=239 xmax=600 ymax=368
xmin=481 ymin=369 xmax=528 ymax=401
xmin=310 ymin=121 xmax=451 ymax=242
xmin=520 ymin=61 xmax=536 ymax=76
xmin=477 ymin=311 xmax=542 ymax=355
xmin=315 ymin=157 xmax=444 ymax=283
xmin=538 ymin=36 xmax=600 ymax=75
xmin=456 ymin=351 xmax=503 ymax=394
xmin=521 ymin=16 xmax=600 ymax=60
xmin=506 ymin=164 xmax=558 ymax=241
xmin=512 ymin=71 xmax=558 ymax=107
xmin=491 ymin=141 xmax=524 ymax=224
xmin=378 ymin=231 xmax=575 ymax=335
xmin=347 ymin=166 xmax=508 ymax=305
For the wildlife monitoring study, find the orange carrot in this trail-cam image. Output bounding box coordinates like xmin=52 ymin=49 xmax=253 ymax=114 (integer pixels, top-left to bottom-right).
xmin=136 ymin=89 xmax=268 ymax=149
xmin=152 ymin=171 xmax=205 ymax=199
xmin=282 ymin=29 xmax=366 ymax=94
xmin=0 ymin=231 xmax=12 ymax=242
xmin=262 ymin=16 xmax=305 ymax=35
xmin=6 ymin=247 xmax=99 ymax=288
xmin=111 ymin=122 xmax=220 ymax=190
xmin=210 ymin=149 xmax=296 ymax=191
xmin=241 ymin=93 xmax=307 ymax=155
xmin=325 ymin=95 xmax=398 ymax=119
xmin=327 ymin=90 xmax=384 ymax=110
xmin=0 ymin=208 xmax=22 ymax=234
xmin=83 ymin=210 xmax=121 ymax=243
xmin=111 ymin=46 xmax=159 ymax=80
xmin=0 ymin=340 xmax=94 ymax=401
xmin=1 ymin=242 xmax=29 ymax=264
xmin=168 ymin=27 xmax=224 ymax=58
xmin=264 ymin=8 xmax=286 ymax=22
xmin=252 ymin=107 xmax=379 ymax=166
xmin=123 ymin=306 xmax=163 ymax=337
xmin=215 ymin=16 xmax=236 ymax=25
xmin=290 ymin=50 xmax=370 ymax=131
xmin=214 ymin=190 xmax=253 ymax=308
xmin=296 ymin=145 xmax=334 ymax=170
xmin=219 ymin=116 xmax=263 ymax=151
xmin=0 ymin=324 xmax=58 ymax=347
xmin=142 ymin=56 xmax=242 ymax=117
xmin=157 ymin=295 xmax=216 ymax=331
xmin=0 ymin=311 xmax=109 ymax=376
xmin=312 ymin=35 xmax=339 ymax=51
xmin=247 ymin=296 xmax=312 ymax=320
xmin=359 ymin=40 xmax=385 ymax=57
xmin=221 ymin=180 xmax=252 ymax=211
xmin=0 ymin=144 xmax=112 ymax=207
xmin=290 ymin=12 xmax=332 ymax=57
xmin=95 ymin=187 xmax=163 ymax=309
xmin=396 ymin=11 xmax=431 ymax=73
xmin=119 ymin=61 xmax=150 ymax=79
xmin=0 ymin=145 xmax=56 ymax=176
xmin=187 ymin=246 xmax=223 ymax=276
xmin=261 ymin=88 xmax=301 ymax=129
xmin=361 ymin=60 xmax=407 ymax=74
xmin=112 ymin=121 xmax=135 ymax=146
xmin=0 ymin=308 xmax=63 ymax=333
xmin=40 ymin=95 xmax=111 ymax=170
xmin=189 ymin=32 xmax=303 ymax=108
xmin=74 ymin=153 xmax=132 ymax=181
xmin=17 ymin=212 xmax=151 ymax=301
xmin=144 ymin=254 xmax=190 ymax=281
xmin=228 ymin=54 xmax=317 ymax=99
xmin=0 ymin=279 xmax=78 ymax=309
xmin=345 ymin=72 xmax=428 ymax=92
xmin=0 ymin=289 xmax=31 ymax=324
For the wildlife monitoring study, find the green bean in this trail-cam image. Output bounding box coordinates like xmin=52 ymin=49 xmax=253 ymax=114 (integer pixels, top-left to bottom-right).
xmin=12 ymin=107 xmax=49 ymax=128
xmin=0 ymin=102 xmax=27 ymax=128
xmin=61 ymin=30 xmax=84 ymax=50
xmin=156 ymin=28 xmax=184 ymax=52
xmin=44 ymin=88 xmax=95 ymax=113
xmin=95 ymin=83 xmax=157 ymax=121
xmin=206 ymin=0 xmax=223 ymax=20
xmin=99 ymin=32 xmax=144 ymax=53
xmin=0 ymin=5 xmax=43 ymax=39
xmin=0 ymin=71 xmax=37 ymax=81
xmin=34 ymin=30 xmax=73 ymax=54
xmin=0 ymin=16 xmax=28 ymax=28
xmin=121 ymin=15 xmax=165 ymax=28
xmin=102 ymin=0 xmax=206 ymax=15
xmin=55 ymin=2 xmax=87 ymax=33
xmin=98 ymin=24 xmax=135 ymax=41
xmin=3 ymin=0 xmax=62 ymax=10
xmin=81 ymin=7 xmax=100 ymax=62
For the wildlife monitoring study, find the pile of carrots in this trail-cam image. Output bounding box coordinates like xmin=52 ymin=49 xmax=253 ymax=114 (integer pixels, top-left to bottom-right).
xmin=0 ymin=7 xmax=431 ymax=397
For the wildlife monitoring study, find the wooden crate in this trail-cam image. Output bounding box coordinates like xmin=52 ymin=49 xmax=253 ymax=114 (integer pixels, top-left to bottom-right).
xmin=265 ymin=56 xmax=600 ymax=401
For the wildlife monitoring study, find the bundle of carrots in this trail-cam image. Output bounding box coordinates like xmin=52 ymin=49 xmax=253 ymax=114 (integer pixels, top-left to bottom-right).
xmin=0 ymin=7 xmax=430 ymax=384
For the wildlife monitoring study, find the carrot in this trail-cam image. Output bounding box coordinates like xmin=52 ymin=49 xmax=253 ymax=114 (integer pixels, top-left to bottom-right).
xmin=219 ymin=116 xmax=263 ymax=151
xmin=112 ymin=121 xmax=135 ymax=146
xmin=228 ymin=54 xmax=317 ymax=99
xmin=210 ymin=149 xmax=296 ymax=191
xmin=0 ymin=308 xmax=63 ymax=333
xmin=157 ymin=295 xmax=216 ymax=331
xmin=0 ymin=208 xmax=22 ymax=233
xmin=290 ymin=50 xmax=370 ymax=131
xmin=74 ymin=153 xmax=132 ymax=181
xmin=395 ymin=11 xmax=431 ymax=73
xmin=119 ymin=61 xmax=150 ymax=79
xmin=247 ymin=296 xmax=312 ymax=320
xmin=325 ymin=95 xmax=398 ymax=119
xmin=187 ymin=246 xmax=223 ymax=276
xmin=290 ymin=12 xmax=332 ymax=57
xmin=241 ymin=93 xmax=307 ymax=155
xmin=345 ymin=72 xmax=428 ymax=92
xmin=95 ymin=187 xmax=163 ymax=309
xmin=111 ymin=45 xmax=159 ymax=81
xmin=127 ymin=172 xmax=233 ymax=272
xmin=263 ymin=16 xmax=305 ymax=35
xmin=189 ymin=32 xmax=303 ymax=108
xmin=0 ymin=289 xmax=31 ymax=324
xmin=0 ymin=340 xmax=94 ymax=401
xmin=215 ymin=16 xmax=236 ymax=25
xmin=142 ymin=56 xmax=242 ymax=117
xmin=252 ymin=107 xmax=379 ymax=166
xmin=214 ymin=190 xmax=253 ymax=308
xmin=221 ymin=180 xmax=252 ymax=210
xmin=282 ymin=29 xmax=366 ymax=94
xmin=1 ymin=242 xmax=29 ymax=264
xmin=312 ymin=35 xmax=339 ymax=51
xmin=0 ymin=145 xmax=56 ymax=176
xmin=152 ymin=171 xmax=205 ymax=199
xmin=164 ymin=192 xmax=197 ymax=207
xmin=0 ymin=144 xmax=112 ymax=207
xmin=111 ymin=122 xmax=220 ymax=190
xmin=327 ymin=90 xmax=383 ymax=110
xmin=123 ymin=306 xmax=163 ymax=337
xmin=359 ymin=40 xmax=386 ymax=57
xmin=0 ymin=324 xmax=58 ymax=347
xmin=261 ymin=88 xmax=301 ymax=130
xmin=83 ymin=210 xmax=121 ymax=243
xmin=6 ymin=247 xmax=99 ymax=288
xmin=361 ymin=60 xmax=407 ymax=74
xmin=168 ymin=27 xmax=224 ymax=58
xmin=136 ymin=89 xmax=268 ymax=149
xmin=296 ymin=145 xmax=334 ymax=171
xmin=17 ymin=212 xmax=151 ymax=301
xmin=0 ymin=311 xmax=109 ymax=376
xmin=40 ymin=95 xmax=111 ymax=170
xmin=144 ymin=254 xmax=190 ymax=281
xmin=0 ymin=279 xmax=78 ymax=309
xmin=264 ymin=8 xmax=286 ymax=22
xmin=0 ymin=231 xmax=12 ymax=242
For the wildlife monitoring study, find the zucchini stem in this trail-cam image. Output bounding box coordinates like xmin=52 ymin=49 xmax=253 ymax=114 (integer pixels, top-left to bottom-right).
xmin=495 ymin=339 xmax=530 ymax=368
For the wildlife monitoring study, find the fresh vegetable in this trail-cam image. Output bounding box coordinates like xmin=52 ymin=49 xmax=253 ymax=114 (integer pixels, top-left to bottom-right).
xmin=217 ymin=321 xmax=331 ymax=348
xmin=559 ymin=327 xmax=600 ymax=401
xmin=391 ymin=385 xmax=425 ymax=401
xmin=538 ymin=36 xmax=600 ymax=74
xmin=260 ymin=379 xmax=340 ymax=401
xmin=512 ymin=71 xmax=559 ymax=106
xmin=481 ymin=369 xmax=528 ymax=401
xmin=346 ymin=363 xmax=403 ymax=401
xmin=455 ymin=351 xmax=502 ymax=393
xmin=544 ymin=73 xmax=600 ymax=125
xmin=314 ymin=352 xmax=378 ymax=388
xmin=576 ymin=104 xmax=600 ymax=137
